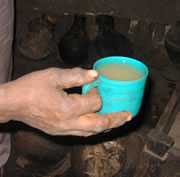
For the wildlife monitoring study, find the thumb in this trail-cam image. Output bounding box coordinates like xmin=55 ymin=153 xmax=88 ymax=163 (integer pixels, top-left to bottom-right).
xmin=50 ymin=68 xmax=98 ymax=88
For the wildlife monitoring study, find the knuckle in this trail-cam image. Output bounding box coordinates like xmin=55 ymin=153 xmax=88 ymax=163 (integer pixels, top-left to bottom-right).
xmin=91 ymin=97 xmax=101 ymax=111
xmin=72 ymin=67 xmax=83 ymax=73
xmin=96 ymin=94 xmax=102 ymax=107
xmin=73 ymin=67 xmax=85 ymax=77
xmin=87 ymin=90 xmax=102 ymax=110
xmin=47 ymin=67 xmax=62 ymax=76
xmin=69 ymin=68 xmax=85 ymax=84
xmin=98 ymin=117 xmax=110 ymax=130
xmin=47 ymin=67 xmax=58 ymax=73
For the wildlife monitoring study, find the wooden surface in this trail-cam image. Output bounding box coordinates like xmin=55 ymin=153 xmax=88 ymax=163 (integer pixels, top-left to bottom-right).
xmin=169 ymin=112 xmax=180 ymax=149
xmin=17 ymin=0 xmax=176 ymax=24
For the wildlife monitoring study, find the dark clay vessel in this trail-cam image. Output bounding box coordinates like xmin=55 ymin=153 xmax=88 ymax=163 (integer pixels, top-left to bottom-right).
xmin=58 ymin=15 xmax=90 ymax=67
xmin=89 ymin=15 xmax=133 ymax=66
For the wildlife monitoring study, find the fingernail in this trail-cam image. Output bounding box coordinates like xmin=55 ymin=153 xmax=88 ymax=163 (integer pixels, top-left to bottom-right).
xmin=127 ymin=114 xmax=132 ymax=121
xmin=88 ymin=70 xmax=98 ymax=78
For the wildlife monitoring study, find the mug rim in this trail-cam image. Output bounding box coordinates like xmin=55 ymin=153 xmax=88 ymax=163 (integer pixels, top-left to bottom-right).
xmin=94 ymin=56 xmax=149 ymax=85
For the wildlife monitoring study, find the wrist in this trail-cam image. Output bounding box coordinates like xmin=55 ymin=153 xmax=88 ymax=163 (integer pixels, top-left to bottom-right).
xmin=0 ymin=81 xmax=25 ymax=123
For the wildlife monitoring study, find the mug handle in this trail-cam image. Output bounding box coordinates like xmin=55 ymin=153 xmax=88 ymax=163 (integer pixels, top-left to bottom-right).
xmin=82 ymin=80 xmax=98 ymax=95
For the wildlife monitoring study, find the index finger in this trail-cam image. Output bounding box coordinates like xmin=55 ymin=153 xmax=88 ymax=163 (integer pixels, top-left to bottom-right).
xmin=49 ymin=68 xmax=98 ymax=89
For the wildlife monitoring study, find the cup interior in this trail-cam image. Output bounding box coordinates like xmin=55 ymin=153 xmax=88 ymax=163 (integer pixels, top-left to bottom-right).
xmin=94 ymin=56 xmax=149 ymax=84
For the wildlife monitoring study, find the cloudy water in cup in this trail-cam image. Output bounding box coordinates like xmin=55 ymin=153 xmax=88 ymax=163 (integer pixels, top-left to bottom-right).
xmin=97 ymin=63 xmax=143 ymax=81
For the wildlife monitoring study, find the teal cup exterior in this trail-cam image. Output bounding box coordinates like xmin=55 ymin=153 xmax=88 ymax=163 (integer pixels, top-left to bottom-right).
xmin=82 ymin=56 xmax=149 ymax=117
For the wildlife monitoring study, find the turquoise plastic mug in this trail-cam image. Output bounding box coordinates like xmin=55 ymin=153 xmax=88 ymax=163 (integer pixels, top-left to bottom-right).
xmin=82 ymin=56 xmax=149 ymax=117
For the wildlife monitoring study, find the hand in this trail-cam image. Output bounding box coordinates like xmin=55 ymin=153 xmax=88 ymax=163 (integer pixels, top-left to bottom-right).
xmin=4 ymin=68 xmax=131 ymax=136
